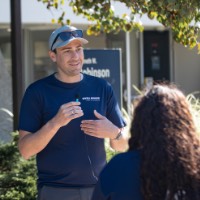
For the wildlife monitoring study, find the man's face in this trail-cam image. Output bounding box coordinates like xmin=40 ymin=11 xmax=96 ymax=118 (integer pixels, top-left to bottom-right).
xmin=54 ymin=40 xmax=84 ymax=77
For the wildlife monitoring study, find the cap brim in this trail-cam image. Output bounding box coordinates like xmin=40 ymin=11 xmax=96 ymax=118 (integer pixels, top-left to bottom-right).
xmin=52 ymin=37 xmax=88 ymax=51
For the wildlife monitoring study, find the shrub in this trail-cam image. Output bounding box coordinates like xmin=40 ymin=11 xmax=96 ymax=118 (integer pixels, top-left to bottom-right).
xmin=0 ymin=132 xmax=37 ymax=200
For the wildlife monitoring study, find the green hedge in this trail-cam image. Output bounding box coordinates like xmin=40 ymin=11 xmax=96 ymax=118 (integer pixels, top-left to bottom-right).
xmin=0 ymin=132 xmax=37 ymax=200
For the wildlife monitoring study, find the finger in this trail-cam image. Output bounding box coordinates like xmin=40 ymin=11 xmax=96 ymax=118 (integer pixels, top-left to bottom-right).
xmin=81 ymin=120 xmax=96 ymax=125
xmin=72 ymin=107 xmax=83 ymax=114
xmin=73 ymin=106 xmax=82 ymax=111
xmin=81 ymin=121 xmax=97 ymax=130
xmin=62 ymin=101 xmax=81 ymax=109
xmin=81 ymin=125 xmax=96 ymax=132
xmin=69 ymin=101 xmax=81 ymax=106
xmin=83 ymin=131 xmax=101 ymax=138
xmin=81 ymin=129 xmax=96 ymax=136
xmin=94 ymin=110 xmax=105 ymax=120
xmin=70 ymin=109 xmax=84 ymax=118
xmin=72 ymin=109 xmax=76 ymax=115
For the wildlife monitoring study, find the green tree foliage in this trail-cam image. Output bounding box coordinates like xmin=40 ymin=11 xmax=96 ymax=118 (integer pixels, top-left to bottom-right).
xmin=38 ymin=0 xmax=200 ymax=52
xmin=0 ymin=132 xmax=37 ymax=200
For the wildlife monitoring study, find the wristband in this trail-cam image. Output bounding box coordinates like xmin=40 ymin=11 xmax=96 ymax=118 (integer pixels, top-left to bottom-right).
xmin=112 ymin=131 xmax=123 ymax=140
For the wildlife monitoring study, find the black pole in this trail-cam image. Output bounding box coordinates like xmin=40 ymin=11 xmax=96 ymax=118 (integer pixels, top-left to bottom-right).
xmin=10 ymin=0 xmax=23 ymax=130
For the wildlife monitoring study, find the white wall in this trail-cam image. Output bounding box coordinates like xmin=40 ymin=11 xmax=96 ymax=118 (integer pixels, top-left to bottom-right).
xmin=174 ymin=42 xmax=200 ymax=94
xmin=0 ymin=0 xmax=162 ymax=26
xmin=0 ymin=0 xmax=87 ymax=24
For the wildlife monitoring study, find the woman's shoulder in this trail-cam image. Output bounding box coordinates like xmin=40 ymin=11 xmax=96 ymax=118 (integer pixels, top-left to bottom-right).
xmin=97 ymin=150 xmax=142 ymax=200
xmin=109 ymin=151 xmax=141 ymax=165
xmin=102 ymin=150 xmax=141 ymax=176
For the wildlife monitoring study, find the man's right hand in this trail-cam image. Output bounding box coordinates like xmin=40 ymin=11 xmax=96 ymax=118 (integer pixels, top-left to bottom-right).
xmin=52 ymin=101 xmax=84 ymax=128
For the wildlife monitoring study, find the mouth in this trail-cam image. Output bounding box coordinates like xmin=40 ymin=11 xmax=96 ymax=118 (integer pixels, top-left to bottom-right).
xmin=69 ymin=62 xmax=81 ymax=67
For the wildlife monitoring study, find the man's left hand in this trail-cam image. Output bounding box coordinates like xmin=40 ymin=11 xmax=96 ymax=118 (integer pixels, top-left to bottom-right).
xmin=80 ymin=110 xmax=119 ymax=139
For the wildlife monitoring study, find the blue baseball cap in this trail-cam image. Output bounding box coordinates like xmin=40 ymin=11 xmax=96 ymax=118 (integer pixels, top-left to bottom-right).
xmin=49 ymin=25 xmax=88 ymax=51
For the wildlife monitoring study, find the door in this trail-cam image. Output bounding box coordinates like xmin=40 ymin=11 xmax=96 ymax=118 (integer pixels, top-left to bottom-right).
xmin=143 ymin=30 xmax=170 ymax=84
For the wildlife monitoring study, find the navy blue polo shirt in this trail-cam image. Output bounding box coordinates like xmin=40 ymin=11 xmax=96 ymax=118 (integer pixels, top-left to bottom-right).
xmin=19 ymin=73 xmax=125 ymax=190
xmin=91 ymin=151 xmax=142 ymax=200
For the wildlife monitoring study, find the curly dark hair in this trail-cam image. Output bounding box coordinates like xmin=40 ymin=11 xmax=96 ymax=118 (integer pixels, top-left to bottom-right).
xmin=128 ymin=84 xmax=200 ymax=200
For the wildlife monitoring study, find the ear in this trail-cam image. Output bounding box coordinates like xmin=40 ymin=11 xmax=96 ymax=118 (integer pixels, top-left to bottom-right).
xmin=49 ymin=51 xmax=56 ymax=62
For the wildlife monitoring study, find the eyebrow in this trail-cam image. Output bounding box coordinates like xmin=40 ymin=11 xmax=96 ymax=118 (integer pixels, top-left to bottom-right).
xmin=61 ymin=44 xmax=83 ymax=50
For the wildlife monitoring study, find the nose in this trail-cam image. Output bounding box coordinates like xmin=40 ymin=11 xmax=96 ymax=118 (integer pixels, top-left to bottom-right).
xmin=71 ymin=50 xmax=80 ymax=58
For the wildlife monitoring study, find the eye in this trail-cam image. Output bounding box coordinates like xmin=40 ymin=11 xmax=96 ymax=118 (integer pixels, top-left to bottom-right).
xmin=77 ymin=47 xmax=83 ymax=52
xmin=63 ymin=49 xmax=71 ymax=53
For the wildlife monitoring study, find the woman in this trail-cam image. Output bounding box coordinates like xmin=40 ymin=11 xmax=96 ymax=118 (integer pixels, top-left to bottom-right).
xmin=92 ymin=84 xmax=200 ymax=200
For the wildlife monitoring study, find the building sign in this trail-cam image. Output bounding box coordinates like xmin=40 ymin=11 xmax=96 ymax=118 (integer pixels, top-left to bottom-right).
xmin=83 ymin=49 xmax=122 ymax=108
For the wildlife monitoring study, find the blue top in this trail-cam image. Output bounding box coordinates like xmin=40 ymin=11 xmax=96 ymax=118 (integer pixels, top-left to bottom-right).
xmin=19 ymin=73 xmax=125 ymax=189
xmin=91 ymin=151 xmax=142 ymax=200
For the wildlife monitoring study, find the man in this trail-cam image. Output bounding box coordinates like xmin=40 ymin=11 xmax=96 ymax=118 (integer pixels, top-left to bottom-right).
xmin=18 ymin=25 xmax=127 ymax=200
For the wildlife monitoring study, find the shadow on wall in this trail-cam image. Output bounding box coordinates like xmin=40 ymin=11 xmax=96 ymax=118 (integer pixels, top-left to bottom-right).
xmin=0 ymin=50 xmax=13 ymax=143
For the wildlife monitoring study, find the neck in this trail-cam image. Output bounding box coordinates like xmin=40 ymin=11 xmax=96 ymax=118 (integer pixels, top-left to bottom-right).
xmin=55 ymin=73 xmax=83 ymax=83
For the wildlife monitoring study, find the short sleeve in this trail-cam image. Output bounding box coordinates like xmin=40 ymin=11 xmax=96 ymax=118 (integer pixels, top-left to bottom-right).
xmin=105 ymin=83 xmax=126 ymax=128
xmin=18 ymin=85 xmax=43 ymax=132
